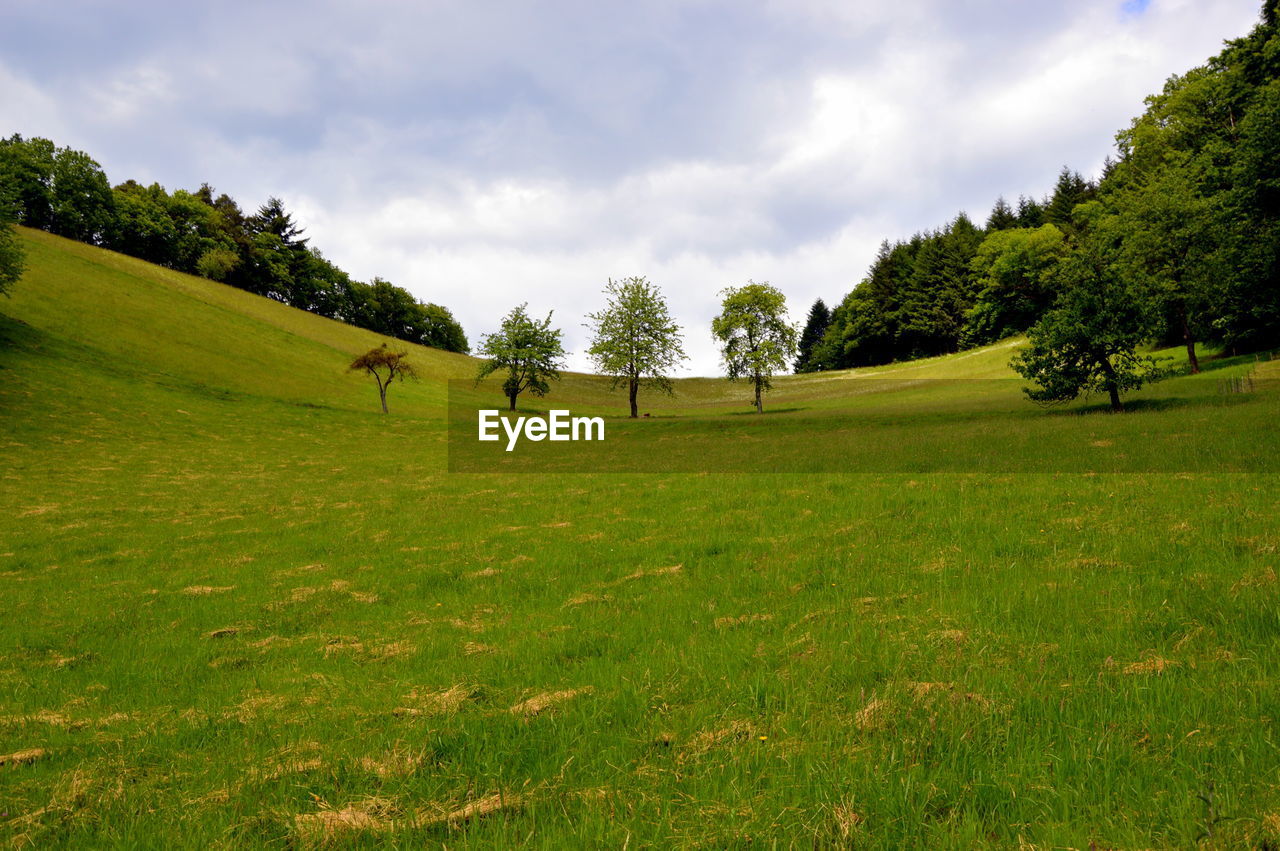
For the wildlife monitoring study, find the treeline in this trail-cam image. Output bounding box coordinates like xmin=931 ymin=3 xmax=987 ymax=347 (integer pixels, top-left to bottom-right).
xmin=0 ymin=136 xmax=468 ymax=353
xmin=796 ymin=2 xmax=1280 ymax=373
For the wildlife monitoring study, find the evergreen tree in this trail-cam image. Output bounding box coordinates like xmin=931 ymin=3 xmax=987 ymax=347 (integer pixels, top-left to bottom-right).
xmin=1016 ymin=195 xmax=1045 ymax=228
xmin=1044 ymin=167 xmax=1095 ymax=228
xmin=794 ymin=298 xmax=831 ymax=372
xmin=985 ymin=197 xmax=1018 ymax=231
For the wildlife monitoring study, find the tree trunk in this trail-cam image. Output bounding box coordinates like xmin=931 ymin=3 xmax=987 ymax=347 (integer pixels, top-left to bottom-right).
xmin=754 ymin=379 xmax=763 ymax=414
xmin=508 ymin=390 xmax=518 ymax=412
xmin=1099 ymin=357 xmax=1123 ymax=412
xmin=379 ymin=383 xmax=388 ymax=414
xmin=629 ymin=377 xmax=638 ymax=418
xmin=1107 ymin=382 xmax=1122 ymax=412
xmin=1183 ymin=312 xmax=1200 ymax=374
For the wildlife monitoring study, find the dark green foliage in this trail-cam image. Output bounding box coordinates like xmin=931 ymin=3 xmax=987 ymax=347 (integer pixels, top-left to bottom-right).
xmin=0 ymin=135 xmax=113 ymax=243
xmin=476 ymin=304 xmax=567 ymax=410
xmin=793 ymin=298 xmax=831 ymax=373
xmin=962 ymin=224 xmax=1068 ymax=347
xmin=1016 ymin=195 xmax=1046 ymax=229
xmin=806 ymin=0 xmax=1280 ymax=375
xmin=0 ymin=186 xmax=23 ymax=296
xmin=985 ymin=197 xmax=1018 ymax=231
xmin=1011 ymin=241 xmax=1169 ymax=411
xmin=1044 ymin=167 xmax=1096 ymax=229
xmin=0 ymin=135 xmax=469 ymax=353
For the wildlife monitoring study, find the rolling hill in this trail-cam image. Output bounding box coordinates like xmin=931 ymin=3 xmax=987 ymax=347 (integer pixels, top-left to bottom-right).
xmin=1 ymin=229 xmax=1278 ymax=847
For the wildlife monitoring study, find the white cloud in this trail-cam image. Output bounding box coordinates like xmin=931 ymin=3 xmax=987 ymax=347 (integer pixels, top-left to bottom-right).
xmin=0 ymin=0 xmax=1264 ymax=376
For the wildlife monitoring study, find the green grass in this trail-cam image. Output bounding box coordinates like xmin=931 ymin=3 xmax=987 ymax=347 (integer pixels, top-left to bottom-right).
xmin=1 ymin=228 xmax=1279 ymax=848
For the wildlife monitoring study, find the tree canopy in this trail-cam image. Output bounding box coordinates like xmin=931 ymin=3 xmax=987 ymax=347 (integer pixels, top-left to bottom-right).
xmin=476 ymin=304 xmax=568 ymax=411
xmin=0 ymin=134 xmax=469 ymax=354
xmin=585 ymin=277 xmax=686 ymax=418
xmin=349 ymin=344 xmax=418 ymax=413
xmin=712 ymin=281 xmax=797 ymax=413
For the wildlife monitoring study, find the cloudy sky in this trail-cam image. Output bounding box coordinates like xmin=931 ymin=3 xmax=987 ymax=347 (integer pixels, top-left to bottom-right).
xmin=0 ymin=0 xmax=1262 ymax=374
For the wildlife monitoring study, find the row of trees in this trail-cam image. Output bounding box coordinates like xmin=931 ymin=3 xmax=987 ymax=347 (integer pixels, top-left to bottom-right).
xmin=0 ymin=135 xmax=468 ymax=353
xmin=471 ymin=278 xmax=797 ymax=416
xmin=796 ymin=1 xmax=1280 ymax=391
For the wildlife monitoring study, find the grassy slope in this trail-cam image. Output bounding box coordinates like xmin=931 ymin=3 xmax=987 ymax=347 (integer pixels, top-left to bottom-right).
xmin=1 ymin=228 xmax=1278 ymax=848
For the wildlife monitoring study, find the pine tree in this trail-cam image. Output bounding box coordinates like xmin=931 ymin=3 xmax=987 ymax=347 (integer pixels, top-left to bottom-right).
xmin=794 ymin=299 xmax=832 ymax=372
xmin=985 ymin=197 xmax=1018 ymax=231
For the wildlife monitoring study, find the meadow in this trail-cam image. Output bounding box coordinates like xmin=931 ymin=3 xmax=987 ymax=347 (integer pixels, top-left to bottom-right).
xmin=2 ymin=229 xmax=1279 ymax=848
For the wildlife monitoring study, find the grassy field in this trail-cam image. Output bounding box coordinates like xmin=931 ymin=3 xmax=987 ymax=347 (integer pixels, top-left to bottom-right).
xmin=1 ymin=228 xmax=1278 ymax=848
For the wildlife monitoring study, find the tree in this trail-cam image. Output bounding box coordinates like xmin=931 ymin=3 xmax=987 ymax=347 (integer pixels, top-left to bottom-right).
xmin=711 ymin=281 xmax=797 ymax=413
xmin=962 ymin=224 xmax=1068 ymax=346
xmin=794 ymin=298 xmax=831 ymax=373
xmin=1044 ymin=166 xmax=1095 ymax=229
xmin=1111 ymin=163 xmax=1220 ymax=373
xmin=985 ymin=196 xmax=1019 ymax=231
xmin=584 ymin=276 xmax=687 ymax=417
xmin=1011 ymin=239 xmax=1167 ymax=412
xmin=476 ymin=304 xmax=567 ymax=411
xmin=1016 ymin=195 xmax=1046 ymax=228
xmin=0 ymin=194 xmax=24 ymax=297
xmin=349 ymin=344 xmax=418 ymax=413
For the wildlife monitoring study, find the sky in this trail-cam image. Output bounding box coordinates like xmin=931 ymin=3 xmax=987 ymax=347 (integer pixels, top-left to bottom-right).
xmin=0 ymin=0 xmax=1263 ymax=375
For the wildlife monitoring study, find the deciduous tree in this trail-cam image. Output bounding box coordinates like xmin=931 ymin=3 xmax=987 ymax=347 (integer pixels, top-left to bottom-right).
xmin=1011 ymin=239 xmax=1167 ymax=412
xmin=350 ymin=344 xmax=418 ymax=413
xmin=585 ymin=277 xmax=686 ymax=417
xmin=712 ymin=281 xmax=797 ymax=413
xmin=476 ymin=304 xmax=567 ymax=411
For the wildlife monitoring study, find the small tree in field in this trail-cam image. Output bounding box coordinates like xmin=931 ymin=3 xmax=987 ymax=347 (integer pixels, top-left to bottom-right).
xmin=350 ymin=344 xmax=418 ymax=413
xmin=585 ymin=276 xmax=687 ymax=418
xmin=1011 ymin=243 xmax=1167 ymax=412
xmin=476 ymin=304 xmax=567 ymax=411
xmin=711 ymin=280 xmax=797 ymax=413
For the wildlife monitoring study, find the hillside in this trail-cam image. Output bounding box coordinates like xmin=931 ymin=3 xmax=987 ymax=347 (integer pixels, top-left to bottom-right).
xmin=1 ymin=231 xmax=1279 ymax=847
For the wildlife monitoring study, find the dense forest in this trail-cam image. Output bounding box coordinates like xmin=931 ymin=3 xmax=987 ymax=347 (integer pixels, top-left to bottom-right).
xmin=0 ymin=137 xmax=469 ymax=353
xmin=796 ymin=2 xmax=1280 ymax=373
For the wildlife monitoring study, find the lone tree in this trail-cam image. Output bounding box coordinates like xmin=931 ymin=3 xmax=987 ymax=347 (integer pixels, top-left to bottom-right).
xmin=585 ymin=276 xmax=687 ymax=418
xmin=711 ymin=280 xmax=797 ymax=413
xmin=350 ymin=344 xmax=418 ymax=413
xmin=1011 ymin=239 xmax=1167 ymax=412
xmin=476 ymin=304 xmax=567 ymax=411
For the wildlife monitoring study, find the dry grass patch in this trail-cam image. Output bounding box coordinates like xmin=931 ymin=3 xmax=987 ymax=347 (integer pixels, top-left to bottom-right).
xmin=714 ymin=613 xmax=774 ymax=629
xmin=466 ymin=567 xmax=501 ymax=578
xmin=321 ymin=637 xmax=414 ymax=662
xmin=1123 ymin=656 xmax=1180 ymax=676
xmin=855 ymin=697 xmax=891 ymax=731
xmin=0 ymin=747 xmax=47 ymax=767
xmin=927 ymin=628 xmax=967 ymax=646
xmin=182 ymin=585 xmax=235 ymax=596
xmin=422 ymin=791 xmax=526 ymax=827
xmin=294 ymin=796 xmax=401 ymax=843
xmin=608 ymin=564 xmax=684 ymax=586
xmin=565 ymin=592 xmax=612 ymax=607
xmin=357 ymin=747 xmax=423 ymax=779
xmin=293 ymin=792 xmax=525 ymax=843
xmin=1232 ymin=566 xmax=1277 ymax=592
xmin=681 ymin=719 xmax=754 ymax=760
xmin=510 ymin=687 xmax=593 ymax=717
xmin=832 ymin=803 xmax=864 ymax=839
xmin=396 ymin=684 xmax=475 ymax=717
